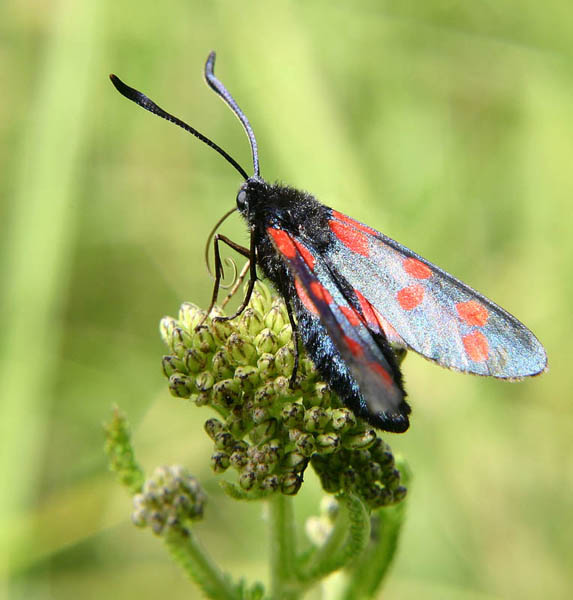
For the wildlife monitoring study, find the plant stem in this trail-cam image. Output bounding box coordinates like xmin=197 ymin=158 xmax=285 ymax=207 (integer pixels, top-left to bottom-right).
xmin=164 ymin=528 xmax=238 ymax=600
xmin=269 ymin=494 xmax=298 ymax=600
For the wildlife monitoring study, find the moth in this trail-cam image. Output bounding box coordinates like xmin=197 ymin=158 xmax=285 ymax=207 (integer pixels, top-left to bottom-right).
xmin=110 ymin=52 xmax=547 ymax=433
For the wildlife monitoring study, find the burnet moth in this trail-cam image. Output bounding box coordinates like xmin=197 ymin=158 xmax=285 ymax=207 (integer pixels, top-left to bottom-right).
xmin=110 ymin=51 xmax=547 ymax=433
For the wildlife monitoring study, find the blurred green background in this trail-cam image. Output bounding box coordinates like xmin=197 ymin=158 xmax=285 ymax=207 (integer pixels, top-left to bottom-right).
xmin=1 ymin=1 xmax=572 ymax=598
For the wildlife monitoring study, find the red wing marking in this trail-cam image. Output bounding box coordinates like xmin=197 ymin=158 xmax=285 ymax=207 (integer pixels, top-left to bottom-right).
xmin=462 ymin=330 xmax=489 ymax=362
xmin=339 ymin=305 xmax=362 ymax=326
xmin=344 ymin=335 xmax=364 ymax=357
xmin=309 ymin=281 xmax=334 ymax=305
xmin=293 ymin=239 xmax=316 ymax=270
xmin=268 ymin=228 xmax=296 ymax=259
xmin=355 ymin=289 xmax=379 ymax=330
xmin=403 ymin=257 xmax=432 ymax=280
xmin=456 ymin=300 xmax=489 ymax=327
xmin=372 ymin=307 xmax=403 ymax=345
xmin=329 ymin=219 xmax=370 ymax=257
xmin=396 ymin=284 xmax=425 ymax=311
xmin=355 ymin=289 xmax=404 ymax=344
xmin=369 ymin=362 xmax=395 ymax=387
xmin=331 ymin=210 xmax=378 ymax=236
xmin=295 ymin=278 xmax=319 ymax=315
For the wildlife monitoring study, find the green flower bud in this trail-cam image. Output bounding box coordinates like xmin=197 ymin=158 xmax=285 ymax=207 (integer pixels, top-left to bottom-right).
xmin=254 ymin=381 xmax=278 ymax=407
xmin=294 ymin=432 xmax=316 ymax=457
xmin=184 ymin=348 xmax=208 ymax=373
xmin=273 ymin=375 xmax=291 ymax=398
xmin=281 ymin=472 xmax=303 ymax=495
xmin=204 ymin=418 xmax=225 ymax=441
xmin=132 ymin=465 xmax=206 ymax=535
xmin=227 ymin=333 xmax=257 ymax=365
xmin=168 ymin=373 xmax=194 ymax=398
xmin=249 ymin=283 xmax=273 ymax=315
xmin=171 ymin=327 xmax=194 ymax=359
xmin=239 ymin=470 xmax=256 ymax=490
xmin=159 ymin=317 xmax=178 ymax=347
xmin=212 ymin=378 xmax=242 ymax=408
xmin=254 ymin=328 xmax=278 ymax=355
xmin=195 ymin=391 xmax=211 ymax=407
xmin=257 ymin=353 xmax=276 ymax=378
xmin=250 ymin=418 xmax=277 ymax=445
xmin=211 ymin=317 xmax=235 ymax=344
xmin=331 ymin=408 xmax=357 ymax=432
xmin=195 ymin=371 xmax=214 ymax=392
xmin=211 ymin=452 xmax=230 ymax=473
xmin=316 ymin=433 xmax=341 ymax=454
xmin=162 ymin=355 xmax=186 ymax=377
xmin=239 ymin=307 xmax=265 ymax=337
xmin=234 ymin=365 xmax=260 ymax=389
xmin=277 ymin=324 xmax=293 ymax=346
xmin=281 ymin=403 xmax=305 ymax=428
xmin=275 ymin=345 xmax=295 ymax=377
xmin=211 ymin=350 xmax=234 ymax=380
xmin=343 ymin=429 xmax=377 ymax=450
xmin=261 ymin=475 xmax=280 ymax=492
xmin=193 ymin=327 xmax=216 ymax=353
xmin=264 ymin=304 xmax=287 ymax=332
xmin=214 ymin=431 xmax=234 ymax=452
xmin=283 ymin=451 xmax=308 ymax=472
xmin=178 ymin=303 xmax=207 ymax=332
xmin=304 ymin=407 xmax=330 ymax=432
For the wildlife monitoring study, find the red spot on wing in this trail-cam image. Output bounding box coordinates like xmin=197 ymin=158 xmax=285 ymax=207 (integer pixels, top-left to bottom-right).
xmin=293 ymin=239 xmax=316 ymax=270
xmin=344 ymin=335 xmax=363 ymax=357
xmin=329 ymin=219 xmax=370 ymax=257
xmin=331 ymin=210 xmax=377 ymax=236
xmin=268 ymin=228 xmax=296 ymax=258
xmin=403 ymin=257 xmax=432 ymax=280
xmin=355 ymin=290 xmax=379 ymax=331
xmin=397 ymin=284 xmax=425 ymax=311
xmin=339 ymin=305 xmax=362 ymax=326
xmin=456 ymin=300 xmax=489 ymax=327
xmin=354 ymin=289 xmax=404 ymax=344
xmin=369 ymin=362 xmax=394 ymax=387
xmin=294 ymin=278 xmax=318 ymax=315
xmin=309 ymin=281 xmax=334 ymax=305
xmin=462 ymin=330 xmax=489 ymax=362
xmin=372 ymin=308 xmax=403 ymax=344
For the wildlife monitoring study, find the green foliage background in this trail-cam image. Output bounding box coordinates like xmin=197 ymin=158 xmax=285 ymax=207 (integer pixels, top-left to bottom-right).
xmin=1 ymin=1 xmax=571 ymax=598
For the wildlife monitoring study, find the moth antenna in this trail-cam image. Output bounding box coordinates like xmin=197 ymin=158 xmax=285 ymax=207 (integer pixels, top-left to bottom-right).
xmin=204 ymin=51 xmax=260 ymax=178
xmin=109 ymin=73 xmax=249 ymax=180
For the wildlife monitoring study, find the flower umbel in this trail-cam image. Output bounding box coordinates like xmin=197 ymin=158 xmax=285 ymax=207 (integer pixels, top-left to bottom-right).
xmin=160 ymin=282 xmax=406 ymax=507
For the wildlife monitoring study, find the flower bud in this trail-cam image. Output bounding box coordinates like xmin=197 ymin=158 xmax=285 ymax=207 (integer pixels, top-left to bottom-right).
xmin=162 ymin=355 xmax=186 ymax=377
xmin=239 ymin=307 xmax=265 ymax=337
xmin=254 ymin=328 xmax=278 ymax=355
xmin=227 ymin=333 xmax=257 ymax=365
xmin=168 ymin=374 xmax=194 ymax=398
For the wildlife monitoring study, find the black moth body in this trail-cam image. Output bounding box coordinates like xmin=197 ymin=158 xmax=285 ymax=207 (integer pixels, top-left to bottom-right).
xmin=110 ymin=52 xmax=547 ymax=434
xmin=239 ymin=179 xmax=409 ymax=432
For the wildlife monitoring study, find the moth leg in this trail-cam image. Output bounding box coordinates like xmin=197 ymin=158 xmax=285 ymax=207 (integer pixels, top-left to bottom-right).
xmin=212 ymin=233 xmax=258 ymax=323
xmin=197 ymin=234 xmax=250 ymax=330
xmin=285 ymin=300 xmax=300 ymax=389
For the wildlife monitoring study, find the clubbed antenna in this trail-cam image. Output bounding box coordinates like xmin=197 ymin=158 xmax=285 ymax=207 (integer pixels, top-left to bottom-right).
xmin=204 ymin=51 xmax=260 ymax=178
xmin=109 ymin=67 xmax=249 ymax=180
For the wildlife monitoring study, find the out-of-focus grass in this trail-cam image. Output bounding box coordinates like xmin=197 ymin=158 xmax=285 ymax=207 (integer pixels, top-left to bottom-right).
xmin=1 ymin=1 xmax=571 ymax=599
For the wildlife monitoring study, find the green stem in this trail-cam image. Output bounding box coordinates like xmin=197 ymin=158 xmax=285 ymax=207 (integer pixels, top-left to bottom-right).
xmin=298 ymin=494 xmax=370 ymax=585
xmin=269 ymin=494 xmax=298 ymax=600
xmin=340 ymin=500 xmax=407 ymax=600
xmin=164 ymin=528 xmax=238 ymax=600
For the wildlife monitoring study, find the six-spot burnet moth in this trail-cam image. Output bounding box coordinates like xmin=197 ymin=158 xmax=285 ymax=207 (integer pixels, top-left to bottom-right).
xmin=110 ymin=51 xmax=547 ymax=433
